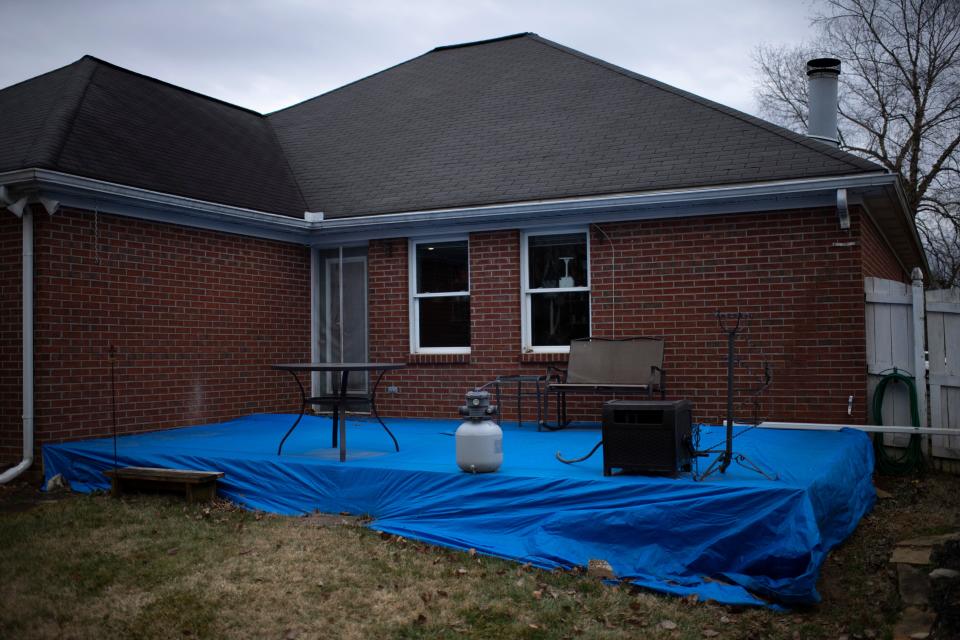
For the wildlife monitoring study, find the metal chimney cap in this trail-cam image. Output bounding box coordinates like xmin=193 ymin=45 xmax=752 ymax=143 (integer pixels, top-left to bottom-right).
xmin=806 ymin=58 xmax=841 ymax=76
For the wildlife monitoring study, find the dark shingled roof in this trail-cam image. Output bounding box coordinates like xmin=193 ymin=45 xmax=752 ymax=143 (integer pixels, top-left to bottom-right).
xmin=0 ymin=56 xmax=306 ymax=216
xmin=269 ymin=33 xmax=882 ymax=218
xmin=0 ymin=34 xmax=883 ymax=220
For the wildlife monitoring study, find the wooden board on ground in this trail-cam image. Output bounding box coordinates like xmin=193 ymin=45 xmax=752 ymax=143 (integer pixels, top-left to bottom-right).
xmin=103 ymin=467 xmax=225 ymax=503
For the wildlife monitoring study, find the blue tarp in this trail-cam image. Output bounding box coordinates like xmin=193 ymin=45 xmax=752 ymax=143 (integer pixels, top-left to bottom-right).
xmin=43 ymin=414 xmax=875 ymax=608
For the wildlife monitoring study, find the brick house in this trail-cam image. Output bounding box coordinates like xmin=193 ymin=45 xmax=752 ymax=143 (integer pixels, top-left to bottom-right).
xmin=0 ymin=33 xmax=926 ymax=475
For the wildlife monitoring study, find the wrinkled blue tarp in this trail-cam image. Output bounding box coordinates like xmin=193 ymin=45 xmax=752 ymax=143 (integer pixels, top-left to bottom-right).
xmin=43 ymin=414 xmax=875 ymax=608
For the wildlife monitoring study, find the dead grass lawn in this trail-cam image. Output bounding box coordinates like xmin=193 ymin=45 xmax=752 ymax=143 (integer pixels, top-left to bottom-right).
xmin=1 ymin=471 xmax=958 ymax=639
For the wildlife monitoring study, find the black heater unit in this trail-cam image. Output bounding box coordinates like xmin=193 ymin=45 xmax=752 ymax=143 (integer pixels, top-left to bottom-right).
xmin=601 ymin=400 xmax=692 ymax=476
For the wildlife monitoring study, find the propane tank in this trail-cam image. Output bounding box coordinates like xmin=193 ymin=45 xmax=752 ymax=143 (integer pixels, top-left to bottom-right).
xmin=456 ymin=389 xmax=502 ymax=473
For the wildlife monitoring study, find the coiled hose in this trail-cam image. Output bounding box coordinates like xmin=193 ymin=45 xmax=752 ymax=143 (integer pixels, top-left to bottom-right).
xmin=872 ymin=368 xmax=925 ymax=475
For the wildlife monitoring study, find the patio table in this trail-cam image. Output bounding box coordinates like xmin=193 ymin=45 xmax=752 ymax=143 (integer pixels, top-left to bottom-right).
xmin=271 ymin=362 xmax=405 ymax=461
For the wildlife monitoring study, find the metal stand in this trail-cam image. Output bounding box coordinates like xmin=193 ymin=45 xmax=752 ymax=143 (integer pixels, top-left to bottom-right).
xmin=693 ymin=312 xmax=777 ymax=482
xmin=694 ymin=440 xmax=777 ymax=482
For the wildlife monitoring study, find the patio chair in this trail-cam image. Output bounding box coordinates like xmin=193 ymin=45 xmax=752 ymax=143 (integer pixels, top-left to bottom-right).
xmin=545 ymin=337 xmax=667 ymax=427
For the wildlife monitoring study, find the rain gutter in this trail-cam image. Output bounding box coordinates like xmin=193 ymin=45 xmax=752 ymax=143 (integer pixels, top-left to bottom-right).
xmin=0 ymin=168 xmax=901 ymax=245
xmin=308 ymin=172 xmax=899 ymax=245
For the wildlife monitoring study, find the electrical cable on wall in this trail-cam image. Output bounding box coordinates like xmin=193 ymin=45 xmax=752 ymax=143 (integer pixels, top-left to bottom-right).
xmin=590 ymin=224 xmax=616 ymax=339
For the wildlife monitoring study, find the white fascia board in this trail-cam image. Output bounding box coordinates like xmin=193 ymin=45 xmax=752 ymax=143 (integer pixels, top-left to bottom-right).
xmin=309 ymin=172 xmax=893 ymax=245
xmin=0 ymin=168 xmax=311 ymax=244
xmin=0 ymin=168 xmax=895 ymax=246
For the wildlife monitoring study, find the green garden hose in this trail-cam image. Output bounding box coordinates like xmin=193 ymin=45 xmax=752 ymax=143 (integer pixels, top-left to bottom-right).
xmin=871 ymin=368 xmax=925 ymax=475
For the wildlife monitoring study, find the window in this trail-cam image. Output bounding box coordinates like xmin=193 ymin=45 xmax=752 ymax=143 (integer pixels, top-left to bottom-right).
xmin=521 ymin=230 xmax=590 ymax=351
xmin=409 ymin=238 xmax=470 ymax=352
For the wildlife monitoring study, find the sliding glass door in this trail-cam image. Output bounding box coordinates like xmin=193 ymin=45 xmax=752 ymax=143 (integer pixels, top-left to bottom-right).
xmin=317 ymin=246 xmax=368 ymax=394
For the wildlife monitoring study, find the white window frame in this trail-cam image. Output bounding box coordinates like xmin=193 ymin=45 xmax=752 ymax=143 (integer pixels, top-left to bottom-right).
xmin=520 ymin=228 xmax=591 ymax=353
xmin=409 ymin=236 xmax=471 ymax=354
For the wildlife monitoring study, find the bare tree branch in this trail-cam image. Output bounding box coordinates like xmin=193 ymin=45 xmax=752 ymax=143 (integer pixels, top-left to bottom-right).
xmin=753 ymin=0 xmax=960 ymax=287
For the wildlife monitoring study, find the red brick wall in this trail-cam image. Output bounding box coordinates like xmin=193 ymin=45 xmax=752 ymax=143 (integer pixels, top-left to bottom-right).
xmin=371 ymin=207 xmax=871 ymax=426
xmin=1 ymin=202 xmax=885 ymax=466
xmin=589 ymin=209 xmax=866 ymax=425
xmin=860 ymin=208 xmax=909 ymax=282
xmin=0 ymin=207 xmax=310 ymax=466
xmin=0 ymin=215 xmax=22 ymax=465
xmin=369 ymin=232 xmax=552 ymax=420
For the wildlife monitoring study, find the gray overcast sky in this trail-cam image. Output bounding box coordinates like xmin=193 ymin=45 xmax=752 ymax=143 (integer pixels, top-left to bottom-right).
xmin=0 ymin=0 xmax=817 ymax=116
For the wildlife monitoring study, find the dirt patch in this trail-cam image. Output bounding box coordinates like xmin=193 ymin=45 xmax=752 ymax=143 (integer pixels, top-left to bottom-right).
xmin=0 ymin=479 xmax=70 ymax=514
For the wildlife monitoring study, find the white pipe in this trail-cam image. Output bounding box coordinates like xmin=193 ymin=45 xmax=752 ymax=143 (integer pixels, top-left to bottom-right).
xmin=0 ymin=209 xmax=34 ymax=483
xmin=758 ymin=421 xmax=957 ymax=436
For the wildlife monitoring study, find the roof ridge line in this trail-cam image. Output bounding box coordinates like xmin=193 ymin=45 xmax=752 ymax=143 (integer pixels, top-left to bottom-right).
xmin=264 ymin=117 xmax=309 ymax=215
xmin=432 ymin=32 xmax=534 ymax=51
xmin=526 ymin=35 xmax=877 ymax=172
xmin=49 ymin=59 xmax=98 ymax=168
xmin=268 ymin=49 xmax=434 ymax=116
xmin=18 ymin=57 xmax=97 ymax=168
xmin=77 ymin=54 xmax=264 ymax=116
xmin=0 ymin=60 xmax=79 ymax=93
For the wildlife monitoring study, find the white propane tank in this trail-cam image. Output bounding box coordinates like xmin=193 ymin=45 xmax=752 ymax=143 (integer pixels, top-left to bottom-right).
xmin=456 ymin=389 xmax=502 ymax=473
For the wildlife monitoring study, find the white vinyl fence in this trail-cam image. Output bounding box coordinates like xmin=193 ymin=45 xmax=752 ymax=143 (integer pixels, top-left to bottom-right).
xmin=927 ymin=287 xmax=960 ymax=462
xmin=865 ymin=271 xmax=960 ymax=469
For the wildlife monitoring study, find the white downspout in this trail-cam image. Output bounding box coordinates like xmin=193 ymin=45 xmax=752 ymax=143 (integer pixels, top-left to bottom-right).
xmin=0 ymin=208 xmax=33 ymax=483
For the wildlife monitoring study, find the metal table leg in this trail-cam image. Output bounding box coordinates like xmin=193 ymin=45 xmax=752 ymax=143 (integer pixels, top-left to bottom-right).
xmin=540 ymin=380 xmax=548 ymax=431
xmin=278 ymin=370 xmax=307 ymax=455
xmin=369 ymin=369 xmax=400 ymax=451
xmin=331 ymin=403 xmax=338 ymax=448
xmin=338 ymin=370 xmax=349 ymax=462
xmin=279 ymin=366 xmax=399 ymax=460
xmin=536 ymin=377 xmax=544 ymax=431
xmin=516 ymin=378 xmax=523 ymax=428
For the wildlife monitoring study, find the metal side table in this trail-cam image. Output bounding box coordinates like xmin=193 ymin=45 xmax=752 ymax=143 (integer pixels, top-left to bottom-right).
xmin=493 ymin=374 xmax=548 ymax=430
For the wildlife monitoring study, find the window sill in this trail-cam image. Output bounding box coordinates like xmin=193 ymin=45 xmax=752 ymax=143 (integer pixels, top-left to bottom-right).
xmin=408 ymin=352 xmax=471 ymax=365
